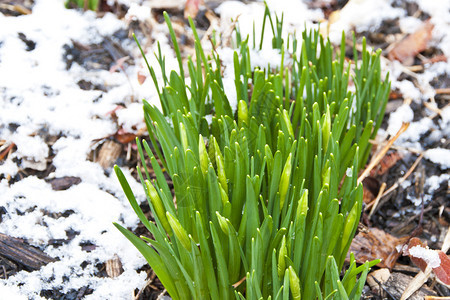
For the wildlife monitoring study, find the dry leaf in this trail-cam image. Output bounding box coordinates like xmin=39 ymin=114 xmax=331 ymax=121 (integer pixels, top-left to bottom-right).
xmin=388 ymin=20 xmax=434 ymax=66
xmin=363 ymin=185 xmax=376 ymax=204
xmin=114 ymin=128 xmax=137 ymax=144
xmin=109 ymin=56 xmax=130 ymax=73
xmin=403 ymin=237 xmax=450 ymax=286
xmin=105 ymin=105 xmax=124 ymax=117
xmin=184 ymin=0 xmax=204 ymax=19
xmin=137 ymin=70 xmax=147 ymax=85
xmin=369 ymin=151 xmax=402 ymax=177
xmin=349 ymin=227 xmax=408 ymax=269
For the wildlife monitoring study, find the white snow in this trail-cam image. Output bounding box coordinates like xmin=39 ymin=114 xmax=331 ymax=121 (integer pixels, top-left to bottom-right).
xmin=346 ymin=167 xmax=353 ymax=178
xmin=0 ymin=0 xmax=149 ymax=298
xmin=328 ymin=0 xmax=404 ymax=43
xmin=408 ymin=245 xmax=441 ymax=269
xmin=216 ymin=0 xmax=323 ymax=50
xmin=391 ymin=79 xmax=422 ymax=103
xmin=424 ymin=148 xmax=450 ymax=169
xmin=126 ymin=2 xmax=152 ymax=22
xmin=426 ymin=174 xmax=450 ymax=193
xmin=386 ymin=103 xmax=414 ymax=137
xmin=399 ymin=16 xmax=424 ymax=34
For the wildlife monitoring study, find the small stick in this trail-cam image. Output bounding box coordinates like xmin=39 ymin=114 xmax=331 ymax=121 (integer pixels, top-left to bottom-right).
xmin=358 ymin=122 xmax=409 ymax=185
xmin=368 ymin=182 xmax=386 ymax=217
xmin=381 ymin=153 xmax=424 ymax=199
xmin=0 ymin=142 xmax=15 ymax=161
xmin=435 ymin=88 xmax=450 ymax=95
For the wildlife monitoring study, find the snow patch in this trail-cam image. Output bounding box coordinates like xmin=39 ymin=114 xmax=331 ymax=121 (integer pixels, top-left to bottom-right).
xmin=424 ymin=148 xmax=450 ymax=169
xmin=408 ymin=245 xmax=441 ymax=269
xmin=426 ymin=174 xmax=450 ymax=193
xmin=387 ymin=104 xmax=414 ymax=137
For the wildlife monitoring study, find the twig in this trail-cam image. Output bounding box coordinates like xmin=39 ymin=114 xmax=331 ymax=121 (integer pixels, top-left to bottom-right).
xmin=134 ymin=271 xmax=156 ymax=300
xmin=435 ymin=88 xmax=450 ymax=95
xmin=370 ymin=275 xmax=398 ymax=300
xmin=0 ymin=142 xmax=15 ymax=161
xmin=381 ymin=153 xmax=424 ymax=199
xmin=156 ymin=289 xmax=167 ymax=300
xmin=387 ymin=144 xmax=423 ymax=155
xmin=1 ymin=265 xmax=7 ymax=280
xmin=368 ymin=182 xmax=386 ymax=218
xmin=400 ymin=266 xmax=433 ymax=300
xmin=358 ymin=122 xmax=410 ymax=185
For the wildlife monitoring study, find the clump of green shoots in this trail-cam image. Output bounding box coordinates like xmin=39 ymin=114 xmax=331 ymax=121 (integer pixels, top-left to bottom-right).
xmin=114 ymin=5 xmax=389 ymax=299
xmin=65 ymin=0 xmax=99 ymax=11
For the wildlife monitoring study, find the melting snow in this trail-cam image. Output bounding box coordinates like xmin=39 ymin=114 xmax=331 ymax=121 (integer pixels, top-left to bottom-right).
xmin=425 ymin=148 xmax=450 ymax=169
xmin=408 ymin=245 xmax=441 ymax=269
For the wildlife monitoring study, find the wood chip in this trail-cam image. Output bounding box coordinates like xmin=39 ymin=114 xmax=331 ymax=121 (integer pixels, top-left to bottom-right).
xmin=48 ymin=176 xmax=82 ymax=191
xmin=105 ymin=254 xmax=124 ymax=278
xmin=386 ymin=272 xmax=437 ymax=300
xmin=95 ymin=140 xmax=122 ymax=169
xmin=367 ymin=268 xmax=391 ymax=292
xmin=0 ymin=233 xmax=56 ymax=270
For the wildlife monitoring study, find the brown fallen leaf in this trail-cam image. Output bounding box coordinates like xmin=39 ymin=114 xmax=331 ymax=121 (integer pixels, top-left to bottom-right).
xmin=403 ymin=237 xmax=450 ymax=286
xmin=388 ymin=20 xmax=434 ymax=66
xmin=109 ymin=56 xmax=130 ymax=73
xmin=114 ymin=128 xmax=137 ymax=144
xmin=421 ymin=54 xmax=447 ymax=64
xmin=184 ymin=0 xmax=204 ymax=19
xmin=369 ymin=151 xmax=402 ymax=177
xmin=349 ymin=227 xmax=408 ymax=269
xmin=137 ymin=70 xmax=147 ymax=85
xmin=389 ymin=90 xmax=404 ymax=100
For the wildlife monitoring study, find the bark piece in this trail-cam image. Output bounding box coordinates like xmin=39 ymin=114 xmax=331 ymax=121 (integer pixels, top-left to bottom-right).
xmin=48 ymin=176 xmax=82 ymax=191
xmin=384 ymin=272 xmax=436 ymax=300
xmin=96 ymin=140 xmax=122 ymax=169
xmin=0 ymin=233 xmax=55 ymax=271
xmin=106 ymin=254 xmax=124 ymax=278
xmin=367 ymin=268 xmax=391 ymax=293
